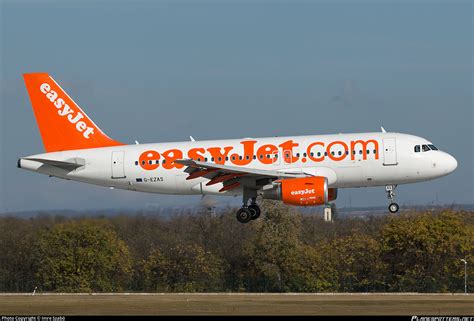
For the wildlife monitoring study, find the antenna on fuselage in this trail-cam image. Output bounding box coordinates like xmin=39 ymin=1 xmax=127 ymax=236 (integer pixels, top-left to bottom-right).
xmin=381 ymin=127 xmax=387 ymax=133
xmin=190 ymin=136 xmax=196 ymax=142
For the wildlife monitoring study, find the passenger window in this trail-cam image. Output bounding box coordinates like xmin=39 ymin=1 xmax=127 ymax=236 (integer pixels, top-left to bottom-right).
xmin=135 ymin=161 xmax=138 ymax=166
xmin=422 ymin=145 xmax=430 ymax=152
xmin=414 ymin=145 xmax=420 ymax=153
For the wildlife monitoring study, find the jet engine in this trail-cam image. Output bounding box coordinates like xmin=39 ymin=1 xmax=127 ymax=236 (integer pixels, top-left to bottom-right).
xmin=262 ymin=176 xmax=337 ymax=206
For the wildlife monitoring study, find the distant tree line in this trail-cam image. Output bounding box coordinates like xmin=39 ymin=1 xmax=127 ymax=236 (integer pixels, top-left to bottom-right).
xmin=0 ymin=201 xmax=472 ymax=293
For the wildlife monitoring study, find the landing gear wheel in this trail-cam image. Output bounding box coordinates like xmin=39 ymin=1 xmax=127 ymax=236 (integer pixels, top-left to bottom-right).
xmin=248 ymin=204 xmax=261 ymax=220
xmin=236 ymin=207 xmax=252 ymax=223
xmin=388 ymin=203 xmax=399 ymax=213
xmin=385 ymin=185 xmax=400 ymax=214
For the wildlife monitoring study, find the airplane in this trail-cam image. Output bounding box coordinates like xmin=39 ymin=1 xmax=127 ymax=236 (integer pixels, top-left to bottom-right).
xmin=18 ymin=73 xmax=458 ymax=223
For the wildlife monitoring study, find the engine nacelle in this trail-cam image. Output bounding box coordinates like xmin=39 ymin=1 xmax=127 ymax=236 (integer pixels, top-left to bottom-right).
xmin=262 ymin=176 xmax=337 ymax=206
xmin=328 ymin=187 xmax=338 ymax=202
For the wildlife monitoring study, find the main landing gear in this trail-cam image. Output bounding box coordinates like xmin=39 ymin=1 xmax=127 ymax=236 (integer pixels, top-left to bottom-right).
xmin=385 ymin=184 xmax=399 ymax=213
xmin=236 ymin=195 xmax=261 ymax=224
xmin=248 ymin=203 xmax=261 ymax=220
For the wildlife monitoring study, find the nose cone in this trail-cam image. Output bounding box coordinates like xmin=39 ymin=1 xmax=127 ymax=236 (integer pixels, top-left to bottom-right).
xmin=443 ymin=153 xmax=458 ymax=174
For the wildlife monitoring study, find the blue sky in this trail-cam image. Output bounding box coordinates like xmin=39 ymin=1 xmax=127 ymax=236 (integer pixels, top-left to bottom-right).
xmin=1 ymin=0 xmax=472 ymax=212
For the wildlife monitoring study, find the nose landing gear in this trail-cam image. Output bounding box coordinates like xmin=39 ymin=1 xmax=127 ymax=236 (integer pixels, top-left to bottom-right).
xmin=388 ymin=202 xmax=399 ymax=213
xmin=386 ymin=184 xmax=399 ymax=213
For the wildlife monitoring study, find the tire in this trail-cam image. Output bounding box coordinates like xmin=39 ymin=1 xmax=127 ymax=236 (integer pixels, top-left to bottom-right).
xmin=248 ymin=204 xmax=261 ymax=220
xmin=236 ymin=207 xmax=252 ymax=223
xmin=388 ymin=203 xmax=399 ymax=213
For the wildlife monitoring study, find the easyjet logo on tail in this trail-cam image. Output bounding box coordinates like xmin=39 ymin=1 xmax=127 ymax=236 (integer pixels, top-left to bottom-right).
xmin=40 ymin=83 xmax=94 ymax=139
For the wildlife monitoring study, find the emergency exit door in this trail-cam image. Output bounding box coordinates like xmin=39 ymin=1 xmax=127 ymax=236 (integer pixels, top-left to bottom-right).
xmin=111 ymin=151 xmax=126 ymax=178
xmin=382 ymin=138 xmax=398 ymax=166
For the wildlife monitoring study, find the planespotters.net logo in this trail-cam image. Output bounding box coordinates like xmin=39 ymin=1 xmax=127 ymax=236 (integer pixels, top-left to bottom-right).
xmin=411 ymin=316 xmax=474 ymax=321
xmin=290 ymin=188 xmax=315 ymax=196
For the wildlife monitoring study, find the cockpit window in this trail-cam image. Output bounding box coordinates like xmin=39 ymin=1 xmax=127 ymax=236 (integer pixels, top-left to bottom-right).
xmin=415 ymin=144 xmax=439 ymax=153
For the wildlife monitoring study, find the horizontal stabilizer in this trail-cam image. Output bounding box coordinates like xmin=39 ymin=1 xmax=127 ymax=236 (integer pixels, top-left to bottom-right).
xmin=20 ymin=157 xmax=85 ymax=171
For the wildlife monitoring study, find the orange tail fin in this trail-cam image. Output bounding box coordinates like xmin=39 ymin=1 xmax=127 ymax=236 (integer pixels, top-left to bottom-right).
xmin=23 ymin=73 xmax=124 ymax=152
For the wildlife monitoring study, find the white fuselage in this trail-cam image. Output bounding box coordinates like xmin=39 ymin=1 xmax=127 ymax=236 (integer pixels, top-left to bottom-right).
xmin=19 ymin=132 xmax=457 ymax=197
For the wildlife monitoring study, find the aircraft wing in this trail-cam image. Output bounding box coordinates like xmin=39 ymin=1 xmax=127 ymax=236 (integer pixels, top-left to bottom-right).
xmin=176 ymin=159 xmax=307 ymax=192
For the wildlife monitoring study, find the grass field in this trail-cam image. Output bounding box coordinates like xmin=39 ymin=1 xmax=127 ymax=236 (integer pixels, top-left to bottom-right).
xmin=1 ymin=293 xmax=473 ymax=315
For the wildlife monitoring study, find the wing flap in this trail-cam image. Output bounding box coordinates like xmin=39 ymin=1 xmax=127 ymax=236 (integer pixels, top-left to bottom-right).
xmin=176 ymin=159 xmax=307 ymax=179
xmin=176 ymin=158 xmax=308 ymax=192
